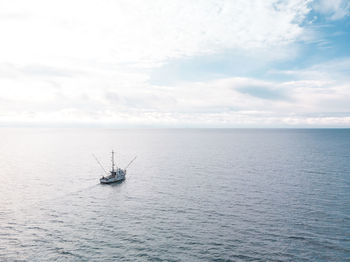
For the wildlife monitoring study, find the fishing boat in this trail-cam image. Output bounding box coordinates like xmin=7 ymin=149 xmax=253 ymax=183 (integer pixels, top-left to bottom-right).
xmin=93 ymin=151 xmax=136 ymax=184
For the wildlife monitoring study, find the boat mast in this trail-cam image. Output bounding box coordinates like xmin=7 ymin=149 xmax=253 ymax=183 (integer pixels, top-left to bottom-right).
xmin=111 ymin=150 xmax=115 ymax=172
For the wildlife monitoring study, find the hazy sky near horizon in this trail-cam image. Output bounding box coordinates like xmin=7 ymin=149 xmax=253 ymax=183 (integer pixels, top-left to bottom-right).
xmin=0 ymin=0 xmax=350 ymax=127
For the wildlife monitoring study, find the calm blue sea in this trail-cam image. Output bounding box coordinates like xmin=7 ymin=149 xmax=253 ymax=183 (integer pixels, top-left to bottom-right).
xmin=0 ymin=128 xmax=349 ymax=261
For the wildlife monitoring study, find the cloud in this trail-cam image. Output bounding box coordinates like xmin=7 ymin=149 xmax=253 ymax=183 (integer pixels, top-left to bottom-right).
xmin=0 ymin=0 xmax=349 ymax=127
xmin=313 ymin=0 xmax=350 ymax=20
xmin=1 ymin=72 xmax=349 ymax=127
xmin=0 ymin=63 xmax=80 ymax=78
xmin=269 ymin=57 xmax=350 ymax=81
xmin=235 ymin=85 xmax=288 ymax=100
xmin=0 ymin=0 xmax=312 ymax=67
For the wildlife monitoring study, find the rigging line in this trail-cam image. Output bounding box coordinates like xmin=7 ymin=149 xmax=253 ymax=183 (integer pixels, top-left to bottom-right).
xmin=92 ymin=154 xmax=108 ymax=175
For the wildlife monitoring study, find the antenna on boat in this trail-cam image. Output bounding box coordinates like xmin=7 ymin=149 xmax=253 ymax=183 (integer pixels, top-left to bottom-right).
xmin=111 ymin=150 xmax=115 ymax=172
xmin=124 ymin=156 xmax=137 ymax=170
xmin=92 ymin=154 xmax=108 ymax=175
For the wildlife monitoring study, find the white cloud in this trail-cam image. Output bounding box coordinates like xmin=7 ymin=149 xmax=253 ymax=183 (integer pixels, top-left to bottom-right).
xmin=1 ymin=0 xmax=349 ymax=127
xmin=1 ymin=72 xmax=349 ymax=127
xmin=313 ymin=0 xmax=350 ymax=20
xmin=0 ymin=0 xmax=311 ymax=66
xmin=269 ymin=57 xmax=350 ymax=82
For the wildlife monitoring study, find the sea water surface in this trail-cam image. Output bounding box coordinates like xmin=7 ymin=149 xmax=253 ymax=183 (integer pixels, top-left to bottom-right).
xmin=0 ymin=128 xmax=349 ymax=261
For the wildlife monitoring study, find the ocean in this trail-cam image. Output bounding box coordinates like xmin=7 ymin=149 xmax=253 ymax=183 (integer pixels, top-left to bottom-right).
xmin=0 ymin=128 xmax=349 ymax=261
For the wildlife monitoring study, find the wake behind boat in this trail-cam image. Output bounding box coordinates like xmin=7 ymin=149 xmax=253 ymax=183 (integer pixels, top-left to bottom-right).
xmin=93 ymin=151 xmax=136 ymax=184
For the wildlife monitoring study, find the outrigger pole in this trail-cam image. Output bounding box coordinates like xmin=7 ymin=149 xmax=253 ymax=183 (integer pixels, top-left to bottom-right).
xmin=92 ymin=154 xmax=108 ymax=175
xmin=124 ymin=156 xmax=137 ymax=170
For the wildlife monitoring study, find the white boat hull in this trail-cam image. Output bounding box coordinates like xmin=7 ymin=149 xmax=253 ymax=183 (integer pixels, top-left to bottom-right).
xmin=100 ymin=176 xmax=125 ymax=184
xmin=100 ymin=168 xmax=126 ymax=184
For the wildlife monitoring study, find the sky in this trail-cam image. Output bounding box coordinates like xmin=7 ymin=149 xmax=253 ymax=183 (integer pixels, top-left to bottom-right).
xmin=0 ymin=0 xmax=350 ymax=127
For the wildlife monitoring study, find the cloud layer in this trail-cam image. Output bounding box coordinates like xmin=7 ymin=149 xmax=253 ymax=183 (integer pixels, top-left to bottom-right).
xmin=0 ymin=0 xmax=349 ymax=127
